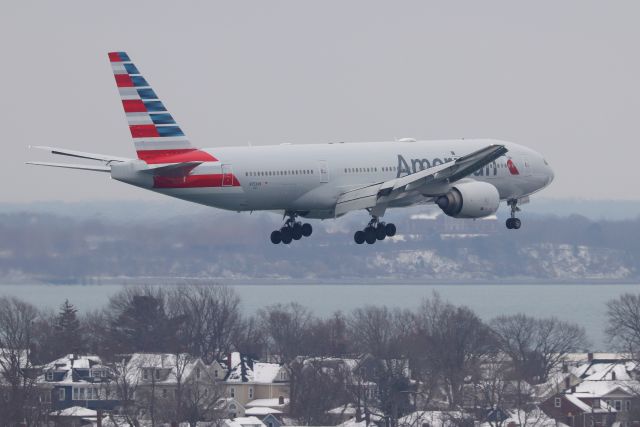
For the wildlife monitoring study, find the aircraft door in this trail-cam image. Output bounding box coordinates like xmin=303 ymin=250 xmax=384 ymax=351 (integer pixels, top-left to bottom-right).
xmin=222 ymin=164 xmax=234 ymax=186
xmin=318 ymin=160 xmax=329 ymax=183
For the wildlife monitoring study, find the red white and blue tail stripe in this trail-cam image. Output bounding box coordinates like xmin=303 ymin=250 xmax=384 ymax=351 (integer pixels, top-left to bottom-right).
xmin=109 ymin=51 xmax=216 ymax=164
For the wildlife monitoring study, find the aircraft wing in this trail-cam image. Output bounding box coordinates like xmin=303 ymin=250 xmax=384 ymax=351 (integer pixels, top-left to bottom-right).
xmin=335 ymin=144 xmax=508 ymax=216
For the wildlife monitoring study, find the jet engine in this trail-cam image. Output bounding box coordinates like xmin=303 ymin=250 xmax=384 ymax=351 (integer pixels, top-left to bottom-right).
xmin=435 ymin=181 xmax=500 ymax=219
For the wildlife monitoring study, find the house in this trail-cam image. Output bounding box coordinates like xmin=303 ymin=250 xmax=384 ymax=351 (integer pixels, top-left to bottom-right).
xmin=124 ymin=352 xmax=222 ymax=406
xmin=223 ymin=352 xmax=289 ymax=408
xmin=540 ymin=359 xmax=640 ymax=427
xmin=39 ymin=354 xmax=119 ymax=412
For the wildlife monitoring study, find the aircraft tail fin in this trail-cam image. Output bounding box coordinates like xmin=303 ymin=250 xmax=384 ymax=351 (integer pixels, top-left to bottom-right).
xmin=108 ymin=52 xmax=216 ymax=164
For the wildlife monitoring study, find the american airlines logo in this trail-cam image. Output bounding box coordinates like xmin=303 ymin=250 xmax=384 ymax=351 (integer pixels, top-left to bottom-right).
xmin=396 ymin=154 xmax=456 ymax=178
xmin=396 ymin=154 xmax=516 ymax=178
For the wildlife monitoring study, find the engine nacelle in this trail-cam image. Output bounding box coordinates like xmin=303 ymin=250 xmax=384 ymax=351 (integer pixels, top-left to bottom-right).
xmin=435 ymin=181 xmax=500 ymax=219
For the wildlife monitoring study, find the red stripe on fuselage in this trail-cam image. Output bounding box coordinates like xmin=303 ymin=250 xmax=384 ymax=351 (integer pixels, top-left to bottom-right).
xmin=153 ymin=173 xmax=240 ymax=188
xmin=137 ymin=149 xmax=218 ymax=164
xmin=115 ymin=74 xmax=134 ymax=87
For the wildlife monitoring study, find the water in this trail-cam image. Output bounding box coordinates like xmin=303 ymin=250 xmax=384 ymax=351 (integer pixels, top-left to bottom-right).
xmin=1 ymin=282 xmax=639 ymax=349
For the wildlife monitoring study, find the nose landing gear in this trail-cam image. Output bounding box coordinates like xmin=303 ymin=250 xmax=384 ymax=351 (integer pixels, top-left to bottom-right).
xmin=270 ymin=213 xmax=313 ymax=244
xmin=354 ymin=217 xmax=396 ymax=244
xmin=506 ymin=199 xmax=522 ymax=230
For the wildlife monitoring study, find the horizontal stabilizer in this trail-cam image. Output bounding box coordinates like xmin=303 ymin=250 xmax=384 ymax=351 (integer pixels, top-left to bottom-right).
xmin=26 ymin=162 xmax=111 ymax=172
xmin=31 ymin=146 xmax=130 ymax=163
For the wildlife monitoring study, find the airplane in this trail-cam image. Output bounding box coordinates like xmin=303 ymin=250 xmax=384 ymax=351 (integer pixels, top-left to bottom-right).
xmin=27 ymin=52 xmax=554 ymax=245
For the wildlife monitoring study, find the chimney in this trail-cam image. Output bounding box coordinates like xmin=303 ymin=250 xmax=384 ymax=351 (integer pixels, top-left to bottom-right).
xmin=588 ymin=352 xmax=594 ymax=362
xmin=562 ymin=364 xmax=568 ymax=373
xmin=612 ymin=371 xmax=616 ymax=381
xmin=227 ymin=353 xmax=232 ymax=370
xmin=571 ymin=386 xmax=576 ymax=394
xmin=279 ymin=395 xmax=285 ymax=405
xmin=564 ymin=377 xmax=571 ymax=389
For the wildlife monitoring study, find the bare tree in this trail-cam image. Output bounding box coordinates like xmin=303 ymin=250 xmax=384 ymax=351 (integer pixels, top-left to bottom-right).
xmin=107 ymin=355 xmax=144 ymax=427
xmin=167 ymin=285 xmax=242 ymax=363
xmin=348 ymin=306 xmax=397 ymax=358
xmin=0 ymin=297 xmax=47 ymax=426
xmin=259 ymin=302 xmax=313 ymax=363
xmin=292 ymin=358 xmax=350 ymax=425
xmin=606 ymin=293 xmax=640 ymax=357
xmin=415 ymin=294 xmax=494 ymax=409
xmin=233 ymin=314 xmax=266 ymax=358
xmin=181 ymin=367 xmax=226 ymax=427
xmin=490 ymin=314 xmax=588 ymax=383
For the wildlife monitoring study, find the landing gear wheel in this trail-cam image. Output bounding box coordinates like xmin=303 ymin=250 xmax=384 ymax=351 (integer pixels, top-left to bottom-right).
xmin=506 ymin=199 xmax=522 ymax=230
xmin=301 ymin=223 xmax=313 ymax=237
xmin=291 ymin=224 xmax=303 ymax=240
xmin=354 ymin=230 xmax=365 ymax=244
xmin=364 ymin=228 xmax=377 ymax=244
xmin=270 ymin=230 xmax=282 ymax=244
xmin=375 ymin=225 xmax=386 ymax=241
xmin=506 ymin=218 xmax=522 ymax=230
xmin=385 ymin=223 xmax=396 ymax=237
xmin=280 ymin=227 xmax=293 ymax=244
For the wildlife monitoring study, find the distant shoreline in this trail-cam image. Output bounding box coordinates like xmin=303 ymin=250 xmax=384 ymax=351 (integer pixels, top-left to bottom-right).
xmin=1 ymin=277 xmax=639 ymax=286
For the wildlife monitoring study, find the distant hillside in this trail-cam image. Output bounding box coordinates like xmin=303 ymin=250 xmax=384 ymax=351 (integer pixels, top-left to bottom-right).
xmin=1 ymin=203 xmax=638 ymax=283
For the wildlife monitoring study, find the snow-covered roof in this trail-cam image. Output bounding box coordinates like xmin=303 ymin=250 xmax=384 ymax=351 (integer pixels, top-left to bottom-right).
xmin=125 ymin=353 xmax=205 ymax=385
xmin=565 ymin=394 xmax=598 ymax=412
xmin=40 ymin=354 xmax=106 ymax=384
xmin=225 ymin=352 xmax=284 ymax=384
xmin=222 ymin=416 xmax=266 ymax=427
xmin=246 ymin=398 xmax=289 ymax=408
xmin=337 ymin=414 xmax=384 ymax=427
xmin=568 ymin=362 xmax=639 ymax=398
xmin=245 ymin=407 xmax=283 ymax=416
xmin=51 ymin=406 xmax=97 ymax=417
xmin=535 ymin=372 xmax=579 ymax=400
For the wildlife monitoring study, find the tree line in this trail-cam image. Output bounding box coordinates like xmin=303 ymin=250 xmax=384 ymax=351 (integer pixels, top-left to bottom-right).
xmin=2 ymin=285 xmax=640 ymax=426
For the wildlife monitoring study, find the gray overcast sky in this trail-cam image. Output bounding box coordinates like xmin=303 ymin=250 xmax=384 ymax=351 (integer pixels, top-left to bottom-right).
xmin=2 ymin=1 xmax=639 ymax=202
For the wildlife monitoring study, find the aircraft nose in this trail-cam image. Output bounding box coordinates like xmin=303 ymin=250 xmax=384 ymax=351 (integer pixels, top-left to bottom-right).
xmin=544 ymin=159 xmax=554 ymax=185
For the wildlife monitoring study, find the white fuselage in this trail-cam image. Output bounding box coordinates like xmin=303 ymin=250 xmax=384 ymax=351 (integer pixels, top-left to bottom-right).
xmin=114 ymin=138 xmax=554 ymax=219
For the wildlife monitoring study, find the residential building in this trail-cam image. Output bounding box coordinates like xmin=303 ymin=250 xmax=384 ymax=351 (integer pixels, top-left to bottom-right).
xmin=123 ymin=352 xmax=223 ymax=409
xmin=39 ymin=354 xmax=118 ymax=412
xmin=540 ymin=358 xmax=640 ymax=427
xmin=223 ymin=352 xmax=289 ymax=408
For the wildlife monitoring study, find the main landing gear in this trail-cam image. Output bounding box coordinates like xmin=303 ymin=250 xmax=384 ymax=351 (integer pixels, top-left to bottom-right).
xmin=354 ymin=217 xmax=396 ymax=245
xmin=506 ymin=199 xmax=522 ymax=230
xmin=270 ymin=213 xmax=313 ymax=244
